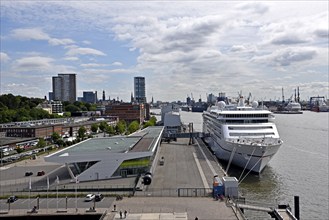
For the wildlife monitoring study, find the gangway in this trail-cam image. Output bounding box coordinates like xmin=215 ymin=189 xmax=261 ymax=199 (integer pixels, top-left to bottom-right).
xmin=163 ymin=132 xmax=209 ymax=139
xmin=230 ymin=199 xmax=298 ymax=220
xmin=237 ymin=204 xmax=297 ymax=220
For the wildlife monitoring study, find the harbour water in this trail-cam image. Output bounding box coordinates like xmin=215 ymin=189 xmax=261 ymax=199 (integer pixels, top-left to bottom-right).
xmin=158 ymin=109 xmax=328 ymax=219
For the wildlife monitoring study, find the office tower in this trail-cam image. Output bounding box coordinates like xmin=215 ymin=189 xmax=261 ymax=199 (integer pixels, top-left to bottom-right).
xmin=102 ymin=90 xmax=105 ymax=101
xmin=52 ymin=73 xmax=76 ymax=102
xmin=134 ymin=76 xmax=146 ymax=103
xmin=83 ymin=91 xmax=97 ymax=103
xmin=49 ymin=92 xmax=53 ymax=101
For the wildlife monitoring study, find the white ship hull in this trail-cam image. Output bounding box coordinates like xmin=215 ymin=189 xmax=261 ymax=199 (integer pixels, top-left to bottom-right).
xmin=204 ymin=135 xmax=281 ymax=173
xmin=203 ymin=97 xmax=283 ymax=173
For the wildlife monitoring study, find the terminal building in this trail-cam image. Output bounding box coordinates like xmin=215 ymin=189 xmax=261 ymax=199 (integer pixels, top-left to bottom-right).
xmin=44 ymin=126 xmax=164 ymax=182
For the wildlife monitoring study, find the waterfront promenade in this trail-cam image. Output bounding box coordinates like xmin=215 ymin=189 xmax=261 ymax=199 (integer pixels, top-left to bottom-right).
xmin=0 ymin=138 xmax=242 ymax=220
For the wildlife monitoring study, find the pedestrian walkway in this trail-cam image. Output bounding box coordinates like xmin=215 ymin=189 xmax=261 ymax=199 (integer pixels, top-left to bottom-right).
xmin=113 ymin=212 xmax=187 ymax=220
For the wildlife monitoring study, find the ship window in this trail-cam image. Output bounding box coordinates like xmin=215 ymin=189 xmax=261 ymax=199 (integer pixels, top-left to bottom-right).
xmin=228 ymin=126 xmax=273 ymax=130
xmin=229 ymin=132 xmax=275 ymax=136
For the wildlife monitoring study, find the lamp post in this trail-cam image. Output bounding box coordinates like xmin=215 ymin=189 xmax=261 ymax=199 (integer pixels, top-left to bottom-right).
xmin=0 ymin=147 xmax=2 ymax=211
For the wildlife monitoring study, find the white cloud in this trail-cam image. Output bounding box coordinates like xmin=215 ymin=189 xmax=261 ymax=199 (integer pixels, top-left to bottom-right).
xmin=1 ymin=1 xmax=328 ymax=101
xmin=111 ymin=62 xmax=123 ymax=66
xmin=82 ymin=40 xmax=91 ymax=45
xmin=10 ymin=28 xmax=75 ymax=46
xmin=13 ymin=56 xmax=54 ymax=72
xmin=235 ymin=2 xmax=269 ymax=15
xmin=48 ymin=38 xmax=75 ymax=46
xmin=252 ymin=47 xmax=317 ymax=66
xmin=11 ymin=28 xmax=50 ymax=41
xmin=270 ymin=34 xmax=309 ymax=45
xmin=80 ymin=63 xmax=108 ymax=68
xmin=230 ymin=45 xmax=247 ymax=52
xmin=0 ymin=52 xmax=10 ymax=62
xmin=64 ymin=57 xmax=79 ymax=61
xmin=66 ymin=47 xmax=106 ymax=56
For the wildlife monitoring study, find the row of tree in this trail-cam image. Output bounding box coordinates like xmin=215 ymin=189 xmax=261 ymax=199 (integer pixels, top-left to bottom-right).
xmin=49 ymin=117 xmax=157 ymax=147
xmin=0 ymin=94 xmax=99 ymax=123
xmin=0 ymin=94 xmax=54 ymax=123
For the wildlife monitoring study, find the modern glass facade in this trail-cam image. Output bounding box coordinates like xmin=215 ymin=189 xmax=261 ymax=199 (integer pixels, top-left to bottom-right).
xmin=134 ymin=76 xmax=146 ymax=103
xmin=52 ymin=73 xmax=76 ymax=102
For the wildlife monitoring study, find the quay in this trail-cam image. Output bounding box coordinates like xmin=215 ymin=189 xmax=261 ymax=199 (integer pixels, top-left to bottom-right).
xmin=0 ymin=137 xmax=242 ymax=220
xmin=99 ymin=136 xmax=242 ymax=220
xmin=0 ymin=129 xmax=298 ymax=220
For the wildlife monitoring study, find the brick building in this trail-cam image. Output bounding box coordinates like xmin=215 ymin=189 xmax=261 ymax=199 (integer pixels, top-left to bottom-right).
xmin=105 ymin=103 xmax=145 ymax=124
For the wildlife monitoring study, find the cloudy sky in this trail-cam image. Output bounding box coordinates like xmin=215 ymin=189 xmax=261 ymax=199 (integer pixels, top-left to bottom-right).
xmin=1 ymin=1 xmax=328 ymax=102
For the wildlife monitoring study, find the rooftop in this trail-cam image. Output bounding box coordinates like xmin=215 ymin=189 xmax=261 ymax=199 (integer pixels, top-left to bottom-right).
xmin=61 ymin=137 xmax=140 ymax=154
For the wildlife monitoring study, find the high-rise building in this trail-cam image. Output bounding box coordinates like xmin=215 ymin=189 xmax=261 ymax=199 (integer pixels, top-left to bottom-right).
xmin=52 ymin=73 xmax=76 ymax=102
xmin=82 ymin=91 xmax=97 ymax=103
xmin=102 ymin=90 xmax=105 ymax=101
xmin=134 ymin=76 xmax=146 ymax=103
xmin=49 ymin=92 xmax=53 ymax=101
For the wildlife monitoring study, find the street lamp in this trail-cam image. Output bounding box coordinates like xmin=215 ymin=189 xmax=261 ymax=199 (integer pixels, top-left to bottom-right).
xmin=0 ymin=144 xmax=3 ymax=211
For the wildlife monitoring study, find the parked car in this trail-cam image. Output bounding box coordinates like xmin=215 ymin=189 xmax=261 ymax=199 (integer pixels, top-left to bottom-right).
xmin=95 ymin=193 xmax=104 ymax=202
xmin=85 ymin=194 xmax=95 ymax=202
xmin=25 ymin=171 xmax=33 ymax=176
xmin=37 ymin=171 xmax=45 ymax=176
xmin=7 ymin=195 xmax=18 ymax=203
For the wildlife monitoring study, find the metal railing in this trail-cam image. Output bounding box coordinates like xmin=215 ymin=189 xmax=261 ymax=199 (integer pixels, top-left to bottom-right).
xmin=134 ymin=188 xmax=212 ymax=197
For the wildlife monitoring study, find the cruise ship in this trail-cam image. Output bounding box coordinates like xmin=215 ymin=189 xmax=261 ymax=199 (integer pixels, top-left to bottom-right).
xmin=203 ymin=95 xmax=283 ymax=173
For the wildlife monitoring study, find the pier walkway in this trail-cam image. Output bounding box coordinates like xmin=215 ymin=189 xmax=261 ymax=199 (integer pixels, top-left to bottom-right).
xmin=130 ymin=137 xmax=243 ymax=220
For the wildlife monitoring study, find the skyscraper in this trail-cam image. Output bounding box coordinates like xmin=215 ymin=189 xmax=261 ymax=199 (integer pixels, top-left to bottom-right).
xmin=82 ymin=91 xmax=97 ymax=103
xmin=134 ymin=76 xmax=146 ymax=103
xmin=52 ymin=73 xmax=76 ymax=102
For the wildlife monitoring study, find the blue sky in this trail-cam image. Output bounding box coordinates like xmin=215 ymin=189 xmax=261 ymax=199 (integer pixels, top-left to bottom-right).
xmin=0 ymin=1 xmax=328 ymax=102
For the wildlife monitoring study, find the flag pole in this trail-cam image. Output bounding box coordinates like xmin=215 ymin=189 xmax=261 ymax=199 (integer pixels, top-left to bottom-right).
xmin=75 ymin=176 xmax=78 ymax=212
xmin=47 ymin=176 xmax=49 ymax=213
xmin=29 ymin=176 xmax=31 ymax=211
xmin=56 ymin=176 xmax=59 ymax=211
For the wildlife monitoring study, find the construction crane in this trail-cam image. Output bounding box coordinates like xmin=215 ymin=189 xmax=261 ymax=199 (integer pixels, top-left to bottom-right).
xmin=246 ymin=92 xmax=252 ymax=105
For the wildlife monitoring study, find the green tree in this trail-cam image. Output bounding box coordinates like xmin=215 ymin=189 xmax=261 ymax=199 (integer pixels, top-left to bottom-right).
xmin=106 ymin=125 xmax=115 ymax=135
xmin=73 ymin=101 xmax=83 ymax=108
xmin=57 ymin=139 xmax=64 ymax=147
xmin=116 ymin=120 xmax=126 ymax=134
xmin=51 ymin=132 xmax=61 ymax=144
xmin=15 ymin=108 xmax=31 ymax=121
xmin=91 ymin=123 xmax=99 ymax=133
xmin=88 ymin=104 xmax=97 ymax=111
xmin=16 ymin=148 xmax=24 ymax=154
xmin=150 ymin=116 xmax=157 ymax=124
xmin=0 ymin=94 xmax=51 ymax=123
xmin=65 ymin=104 xmax=81 ymax=113
xmin=143 ymin=116 xmax=157 ymax=128
xmin=143 ymin=121 xmax=152 ymax=128
xmin=37 ymin=138 xmax=46 ymax=148
xmin=128 ymin=120 xmax=140 ymax=134
xmin=78 ymin=126 xmax=86 ymax=139
xmin=63 ymin=112 xmax=71 ymax=117
xmin=99 ymin=121 xmax=108 ymax=132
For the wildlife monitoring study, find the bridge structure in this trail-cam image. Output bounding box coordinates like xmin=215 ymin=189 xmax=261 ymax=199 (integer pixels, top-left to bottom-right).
xmin=236 ymin=203 xmax=297 ymax=220
xmin=229 ymin=196 xmax=299 ymax=220
xmin=162 ymin=132 xmax=210 ymax=145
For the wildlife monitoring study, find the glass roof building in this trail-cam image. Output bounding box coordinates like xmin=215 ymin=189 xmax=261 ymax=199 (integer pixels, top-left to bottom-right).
xmin=45 ymin=126 xmax=164 ymax=182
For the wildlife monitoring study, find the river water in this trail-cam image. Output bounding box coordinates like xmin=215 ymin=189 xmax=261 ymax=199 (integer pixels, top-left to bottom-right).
xmin=156 ymin=109 xmax=329 ymax=219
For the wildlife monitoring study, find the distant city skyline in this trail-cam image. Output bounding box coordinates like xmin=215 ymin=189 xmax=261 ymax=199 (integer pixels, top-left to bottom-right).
xmin=0 ymin=1 xmax=328 ymax=102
